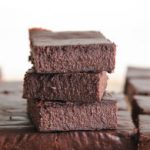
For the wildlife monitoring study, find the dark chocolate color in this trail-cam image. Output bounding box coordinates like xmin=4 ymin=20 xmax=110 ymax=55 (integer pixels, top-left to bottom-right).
xmin=29 ymin=29 xmax=116 ymax=73
xmin=139 ymin=115 xmax=150 ymax=150
xmin=104 ymin=92 xmax=128 ymax=111
xmin=133 ymin=95 xmax=150 ymax=114
xmin=28 ymin=98 xmax=117 ymax=132
xmin=132 ymin=95 xmax=150 ymax=127
xmin=23 ymin=69 xmax=108 ymax=102
xmin=126 ymin=78 xmax=150 ymax=126
xmin=124 ymin=66 xmax=150 ymax=94
xmin=0 ymin=82 xmax=137 ymax=150
xmin=126 ymin=78 xmax=150 ymax=104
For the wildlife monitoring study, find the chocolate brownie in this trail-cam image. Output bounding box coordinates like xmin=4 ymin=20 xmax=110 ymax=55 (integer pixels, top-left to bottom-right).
xmin=132 ymin=95 xmax=150 ymax=127
xmin=104 ymin=92 xmax=128 ymax=111
xmin=29 ymin=29 xmax=116 ymax=73
xmin=125 ymin=78 xmax=150 ymax=126
xmin=126 ymin=78 xmax=150 ymax=104
xmin=23 ymin=69 xmax=108 ymax=102
xmin=139 ymin=115 xmax=150 ymax=150
xmin=28 ymin=98 xmax=117 ymax=132
xmin=0 ymin=83 xmax=137 ymax=150
xmin=124 ymin=66 xmax=150 ymax=94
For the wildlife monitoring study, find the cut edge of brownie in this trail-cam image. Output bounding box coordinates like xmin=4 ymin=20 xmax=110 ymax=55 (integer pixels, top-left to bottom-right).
xmin=28 ymin=99 xmax=117 ymax=132
xmin=23 ymin=69 xmax=108 ymax=102
xmin=30 ymin=43 xmax=116 ymax=73
xmin=29 ymin=29 xmax=116 ymax=73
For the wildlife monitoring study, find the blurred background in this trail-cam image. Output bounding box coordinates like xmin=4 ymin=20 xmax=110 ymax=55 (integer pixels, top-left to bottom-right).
xmin=0 ymin=0 xmax=150 ymax=91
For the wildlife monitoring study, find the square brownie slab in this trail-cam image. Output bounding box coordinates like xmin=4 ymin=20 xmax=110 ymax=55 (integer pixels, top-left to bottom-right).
xmin=23 ymin=69 xmax=108 ymax=102
xmin=29 ymin=29 xmax=116 ymax=73
xmin=28 ymin=98 xmax=117 ymax=132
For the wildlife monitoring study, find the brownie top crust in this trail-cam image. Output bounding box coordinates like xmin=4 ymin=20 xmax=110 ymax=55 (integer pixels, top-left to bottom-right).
xmin=133 ymin=95 xmax=150 ymax=113
xmin=129 ymin=78 xmax=150 ymax=93
xmin=126 ymin=66 xmax=150 ymax=78
xmin=29 ymin=28 xmax=113 ymax=46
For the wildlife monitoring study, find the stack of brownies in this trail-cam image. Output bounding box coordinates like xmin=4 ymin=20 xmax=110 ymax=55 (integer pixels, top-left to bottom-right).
xmin=23 ymin=28 xmax=117 ymax=132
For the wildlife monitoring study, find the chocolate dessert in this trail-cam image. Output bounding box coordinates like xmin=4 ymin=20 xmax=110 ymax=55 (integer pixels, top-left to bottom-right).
xmin=23 ymin=69 xmax=108 ymax=102
xmin=29 ymin=29 xmax=116 ymax=73
xmin=28 ymin=98 xmax=117 ymax=132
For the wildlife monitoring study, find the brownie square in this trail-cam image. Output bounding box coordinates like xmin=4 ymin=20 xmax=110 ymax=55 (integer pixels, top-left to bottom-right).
xmin=124 ymin=66 xmax=150 ymax=94
xmin=104 ymin=92 xmax=128 ymax=111
xmin=27 ymin=98 xmax=117 ymax=132
xmin=132 ymin=95 xmax=150 ymax=127
xmin=23 ymin=69 xmax=108 ymax=102
xmin=126 ymin=78 xmax=150 ymax=104
xmin=29 ymin=29 xmax=116 ymax=73
xmin=139 ymin=115 xmax=150 ymax=150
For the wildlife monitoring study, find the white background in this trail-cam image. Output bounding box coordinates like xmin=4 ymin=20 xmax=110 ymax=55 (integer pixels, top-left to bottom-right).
xmin=0 ymin=0 xmax=150 ymax=81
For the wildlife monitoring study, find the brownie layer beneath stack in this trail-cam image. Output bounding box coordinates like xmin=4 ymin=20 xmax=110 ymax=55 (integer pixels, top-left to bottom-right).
xmin=28 ymin=98 xmax=117 ymax=132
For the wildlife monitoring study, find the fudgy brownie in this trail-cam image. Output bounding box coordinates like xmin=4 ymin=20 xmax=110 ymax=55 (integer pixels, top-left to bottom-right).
xmin=29 ymin=29 xmax=116 ymax=73
xmin=28 ymin=98 xmax=117 ymax=132
xmin=23 ymin=69 xmax=108 ymax=102
xmin=0 ymin=84 xmax=137 ymax=150
xmin=139 ymin=115 xmax=150 ymax=150
xmin=125 ymin=78 xmax=150 ymax=125
xmin=132 ymin=95 xmax=150 ymax=127
xmin=104 ymin=92 xmax=128 ymax=111
xmin=124 ymin=66 xmax=150 ymax=94
xmin=126 ymin=78 xmax=150 ymax=104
